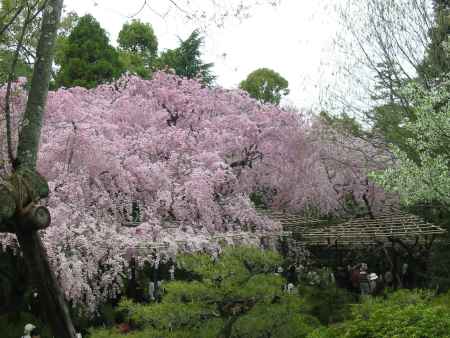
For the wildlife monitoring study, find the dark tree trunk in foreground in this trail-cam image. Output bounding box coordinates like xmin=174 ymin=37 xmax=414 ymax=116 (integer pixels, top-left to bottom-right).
xmin=0 ymin=1 xmax=76 ymax=337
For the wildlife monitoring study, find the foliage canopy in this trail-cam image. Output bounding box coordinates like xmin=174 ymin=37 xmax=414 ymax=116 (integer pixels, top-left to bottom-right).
xmin=56 ymin=14 xmax=124 ymax=88
xmin=239 ymin=68 xmax=289 ymax=105
xmin=155 ymin=30 xmax=215 ymax=85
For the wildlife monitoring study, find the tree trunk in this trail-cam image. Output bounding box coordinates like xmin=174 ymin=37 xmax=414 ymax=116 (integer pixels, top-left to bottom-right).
xmin=0 ymin=168 xmax=49 ymax=228
xmin=0 ymin=0 xmax=76 ymax=336
xmin=16 ymin=230 xmax=76 ymax=338
xmin=219 ymin=316 xmax=239 ymax=338
xmin=16 ymin=1 xmax=63 ymax=169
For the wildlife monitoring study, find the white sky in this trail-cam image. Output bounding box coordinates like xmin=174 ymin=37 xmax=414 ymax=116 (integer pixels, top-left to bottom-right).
xmin=64 ymin=0 xmax=340 ymax=111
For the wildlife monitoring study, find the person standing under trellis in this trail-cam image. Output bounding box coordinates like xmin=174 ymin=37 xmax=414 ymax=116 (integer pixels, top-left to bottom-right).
xmin=401 ymin=262 xmax=413 ymax=288
xmin=286 ymin=264 xmax=298 ymax=286
xmin=384 ymin=270 xmax=394 ymax=289
xmin=295 ymin=263 xmax=305 ymax=283
xmin=350 ymin=264 xmax=361 ymax=293
xmin=168 ymin=257 xmax=176 ymax=281
xmin=335 ymin=266 xmax=350 ymax=289
xmin=155 ymin=253 xmax=169 ymax=301
xmin=147 ymin=251 xmax=160 ymax=302
xmin=212 ymin=247 xmax=221 ymax=263
xmin=359 ymin=263 xmax=370 ymax=296
xmin=148 ymin=281 xmax=155 ymax=302
xmin=368 ymin=273 xmax=378 ymax=294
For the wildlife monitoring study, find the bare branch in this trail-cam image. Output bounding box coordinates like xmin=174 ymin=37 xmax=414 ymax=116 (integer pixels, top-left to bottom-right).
xmin=0 ymin=3 xmax=25 ymax=37
xmin=3 ymin=5 xmax=33 ymax=168
xmin=127 ymin=0 xmax=147 ymax=18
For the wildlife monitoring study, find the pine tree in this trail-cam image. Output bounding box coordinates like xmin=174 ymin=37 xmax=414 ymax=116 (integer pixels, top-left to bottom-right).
xmin=156 ymin=30 xmax=215 ymax=85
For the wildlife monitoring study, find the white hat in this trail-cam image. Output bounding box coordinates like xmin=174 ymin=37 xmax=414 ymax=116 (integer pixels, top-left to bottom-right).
xmin=24 ymin=323 xmax=36 ymax=334
xmin=369 ymin=273 xmax=378 ymax=281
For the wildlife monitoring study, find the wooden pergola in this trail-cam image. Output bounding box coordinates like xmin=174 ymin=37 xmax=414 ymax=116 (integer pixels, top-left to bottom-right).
xmin=259 ymin=208 xmax=446 ymax=287
xmin=258 ymin=209 xmax=446 ymax=247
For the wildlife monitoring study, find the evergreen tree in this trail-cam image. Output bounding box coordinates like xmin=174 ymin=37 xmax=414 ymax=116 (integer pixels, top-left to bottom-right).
xmin=56 ymin=15 xmax=124 ymax=89
xmin=319 ymin=111 xmax=364 ymax=138
xmin=89 ymin=247 xmax=322 ymax=338
xmin=370 ymin=103 xmax=416 ymax=158
xmin=53 ymin=11 xmax=80 ymax=67
xmin=155 ymin=30 xmax=215 ymax=85
xmin=418 ymin=0 xmax=449 ymax=82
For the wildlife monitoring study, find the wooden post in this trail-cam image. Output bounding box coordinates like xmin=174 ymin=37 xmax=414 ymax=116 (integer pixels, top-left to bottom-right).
xmin=128 ymin=257 xmax=137 ymax=301
xmin=334 ymin=240 xmax=339 ymax=270
xmin=391 ymin=243 xmax=401 ymax=289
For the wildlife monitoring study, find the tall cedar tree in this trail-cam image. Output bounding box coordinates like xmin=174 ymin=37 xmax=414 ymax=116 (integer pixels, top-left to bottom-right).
xmin=418 ymin=0 xmax=450 ymax=82
xmin=56 ymin=14 xmax=124 ymax=88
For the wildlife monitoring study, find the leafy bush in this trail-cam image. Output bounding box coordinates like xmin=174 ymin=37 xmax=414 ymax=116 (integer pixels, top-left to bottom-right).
xmin=311 ymin=289 xmax=450 ymax=338
xmin=298 ymin=285 xmax=353 ymax=324
xmin=87 ymin=247 xmax=450 ymax=338
xmin=231 ymin=297 xmax=321 ymax=338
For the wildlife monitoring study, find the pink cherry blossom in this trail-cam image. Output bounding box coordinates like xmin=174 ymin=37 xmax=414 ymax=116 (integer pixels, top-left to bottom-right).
xmin=0 ymin=72 xmax=392 ymax=312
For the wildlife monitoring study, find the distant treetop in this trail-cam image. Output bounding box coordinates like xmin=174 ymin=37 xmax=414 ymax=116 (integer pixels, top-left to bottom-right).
xmin=239 ymin=68 xmax=289 ymax=105
xmin=118 ymin=19 xmax=158 ymax=58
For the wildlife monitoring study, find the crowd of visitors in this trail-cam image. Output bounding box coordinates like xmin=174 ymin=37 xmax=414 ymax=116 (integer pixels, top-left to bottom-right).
xmin=274 ymin=259 xmax=414 ymax=299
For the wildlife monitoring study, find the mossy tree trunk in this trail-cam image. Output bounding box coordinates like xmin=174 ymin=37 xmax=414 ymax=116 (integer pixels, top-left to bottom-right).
xmin=0 ymin=1 xmax=76 ymax=337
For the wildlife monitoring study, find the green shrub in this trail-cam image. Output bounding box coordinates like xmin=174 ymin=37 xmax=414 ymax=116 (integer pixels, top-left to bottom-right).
xmin=315 ymin=290 xmax=450 ymax=338
xmin=89 ymin=247 xmax=323 ymax=338
xmin=232 ymin=297 xmax=321 ymax=338
xmin=299 ymin=285 xmax=353 ymax=324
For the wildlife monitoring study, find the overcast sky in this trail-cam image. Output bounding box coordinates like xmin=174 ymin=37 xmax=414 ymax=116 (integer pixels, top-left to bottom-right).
xmin=64 ymin=0 xmax=341 ymax=110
